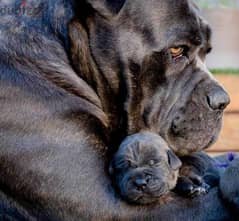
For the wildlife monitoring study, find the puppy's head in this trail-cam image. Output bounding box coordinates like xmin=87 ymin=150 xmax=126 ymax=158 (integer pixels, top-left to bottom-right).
xmin=109 ymin=132 xmax=181 ymax=204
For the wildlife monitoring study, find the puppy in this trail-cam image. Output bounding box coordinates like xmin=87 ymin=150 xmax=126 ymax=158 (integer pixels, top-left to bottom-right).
xmin=109 ymin=132 xmax=182 ymax=204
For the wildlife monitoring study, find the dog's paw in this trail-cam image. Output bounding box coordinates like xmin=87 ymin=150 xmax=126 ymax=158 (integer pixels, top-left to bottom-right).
xmin=174 ymin=177 xmax=210 ymax=197
xmin=187 ymin=184 xmax=210 ymax=198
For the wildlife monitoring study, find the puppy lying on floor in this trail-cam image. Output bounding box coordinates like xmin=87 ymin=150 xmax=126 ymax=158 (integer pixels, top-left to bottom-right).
xmin=109 ymin=132 xmax=182 ymax=204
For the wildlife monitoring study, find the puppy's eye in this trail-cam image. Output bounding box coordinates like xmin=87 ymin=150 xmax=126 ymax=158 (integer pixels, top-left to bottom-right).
xmin=127 ymin=160 xmax=137 ymax=168
xmin=126 ymin=160 xmax=131 ymax=167
xmin=170 ymin=47 xmax=184 ymax=58
xmin=149 ymin=160 xmax=155 ymax=166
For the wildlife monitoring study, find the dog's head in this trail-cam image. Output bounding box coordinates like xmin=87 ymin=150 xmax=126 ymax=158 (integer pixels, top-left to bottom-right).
xmin=72 ymin=0 xmax=230 ymax=155
xmin=109 ymin=132 xmax=181 ymax=204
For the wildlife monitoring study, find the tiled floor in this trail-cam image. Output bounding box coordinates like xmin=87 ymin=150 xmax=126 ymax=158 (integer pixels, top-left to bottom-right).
xmin=207 ymin=75 xmax=239 ymax=154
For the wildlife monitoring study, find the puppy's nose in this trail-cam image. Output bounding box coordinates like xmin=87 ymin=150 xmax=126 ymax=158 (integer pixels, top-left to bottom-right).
xmin=207 ymin=87 xmax=230 ymax=110
xmin=134 ymin=178 xmax=147 ymax=190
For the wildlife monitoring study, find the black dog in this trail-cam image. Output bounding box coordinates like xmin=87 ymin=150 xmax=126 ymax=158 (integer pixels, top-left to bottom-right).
xmin=109 ymin=132 xmax=181 ymax=204
xmin=0 ymin=0 xmax=232 ymax=220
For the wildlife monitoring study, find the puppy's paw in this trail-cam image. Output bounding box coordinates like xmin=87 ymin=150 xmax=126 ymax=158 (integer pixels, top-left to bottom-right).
xmin=174 ymin=177 xmax=210 ymax=198
xmin=188 ymin=185 xmax=209 ymax=198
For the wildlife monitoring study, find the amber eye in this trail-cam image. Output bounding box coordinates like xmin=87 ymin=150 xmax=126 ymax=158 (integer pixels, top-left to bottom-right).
xmin=170 ymin=47 xmax=184 ymax=58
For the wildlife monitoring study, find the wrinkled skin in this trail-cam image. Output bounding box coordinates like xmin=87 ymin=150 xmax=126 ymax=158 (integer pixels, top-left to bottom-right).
xmin=109 ymin=132 xmax=181 ymax=204
xmin=0 ymin=0 xmax=232 ymax=220
xmin=88 ymin=0 xmax=230 ymax=155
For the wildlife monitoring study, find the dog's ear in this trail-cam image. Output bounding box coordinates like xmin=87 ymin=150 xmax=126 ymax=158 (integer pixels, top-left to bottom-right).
xmin=68 ymin=20 xmax=109 ymax=127
xmin=167 ymin=150 xmax=182 ymax=170
xmin=86 ymin=0 xmax=126 ymax=17
xmin=69 ymin=20 xmax=96 ymax=85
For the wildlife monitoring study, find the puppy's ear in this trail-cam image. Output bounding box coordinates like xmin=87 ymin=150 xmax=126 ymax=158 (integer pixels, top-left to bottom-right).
xmin=86 ymin=0 xmax=126 ymax=17
xmin=167 ymin=150 xmax=182 ymax=170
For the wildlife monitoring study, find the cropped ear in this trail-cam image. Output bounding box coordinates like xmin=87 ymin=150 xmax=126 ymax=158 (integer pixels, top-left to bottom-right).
xmin=167 ymin=150 xmax=182 ymax=171
xmin=86 ymin=0 xmax=126 ymax=17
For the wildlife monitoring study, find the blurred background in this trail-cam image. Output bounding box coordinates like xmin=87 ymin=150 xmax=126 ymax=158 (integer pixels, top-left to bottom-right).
xmin=198 ymin=0 xmax=239 ymax=155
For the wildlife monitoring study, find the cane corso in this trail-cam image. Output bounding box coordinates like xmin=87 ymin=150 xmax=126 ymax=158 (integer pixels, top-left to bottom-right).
xmin=109 ymin=132 xmax=181 ymax=204
xmin=0 ymin=0 xmax=233 ymax=220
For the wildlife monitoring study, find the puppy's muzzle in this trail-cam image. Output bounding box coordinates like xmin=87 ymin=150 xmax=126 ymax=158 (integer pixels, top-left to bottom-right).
xmin=133 ymin=175 xmax=152 ymax=191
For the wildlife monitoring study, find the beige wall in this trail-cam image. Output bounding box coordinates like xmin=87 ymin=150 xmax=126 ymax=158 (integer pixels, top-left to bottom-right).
xmin=203 ymin=9 xmax=239 ymax=69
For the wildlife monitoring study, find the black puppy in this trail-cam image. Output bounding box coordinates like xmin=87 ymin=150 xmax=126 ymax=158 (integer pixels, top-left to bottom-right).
xmin=109 ymin=132 xmax=182 ymax=204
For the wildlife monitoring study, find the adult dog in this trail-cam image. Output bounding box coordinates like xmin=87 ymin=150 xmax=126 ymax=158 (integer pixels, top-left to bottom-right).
xmin=0 ymin=0 xmax=231 ymax=220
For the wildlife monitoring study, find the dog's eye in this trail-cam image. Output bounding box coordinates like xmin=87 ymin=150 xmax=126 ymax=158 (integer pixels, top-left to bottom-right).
xmin=126 ymin=160 xmax=131 ymax=167
xmin=127 ymin=160 xmax=138 ymax=168
xmin=148 ymin=160 xmax=155 ymax=166
xmin=170 ymin=47 xmax=184 ymax=58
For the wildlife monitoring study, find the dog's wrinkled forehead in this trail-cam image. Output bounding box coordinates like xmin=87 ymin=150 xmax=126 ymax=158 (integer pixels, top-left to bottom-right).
xmin=119 ymin=0 xmax=210 ymax=55
xmin=118 ymin=133 xmax=169 ymax=162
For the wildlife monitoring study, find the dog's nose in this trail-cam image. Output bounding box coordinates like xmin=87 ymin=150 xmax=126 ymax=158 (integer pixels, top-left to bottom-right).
xmin=207 ymin=87 xmax=230 ymax=110
xmin=134 ymin=178 xmax=148 ymax=190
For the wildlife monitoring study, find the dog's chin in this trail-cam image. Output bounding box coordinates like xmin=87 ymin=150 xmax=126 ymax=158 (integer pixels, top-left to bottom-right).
xmin=132 ymin=196 xmax=160 ymax=205
xmin=123 ymin=193 xmax=163 ymax=205
xmin=121 ymin=183 xmax=170 ymax=205
xmin=166 ymin=121 xmax=222 ymax=156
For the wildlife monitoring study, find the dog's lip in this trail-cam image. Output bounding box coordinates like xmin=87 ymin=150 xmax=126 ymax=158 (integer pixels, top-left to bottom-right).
xmin=164 ymin=117 xmax=222 ymax=152
xmin=202 ymin=135 xmax=216 ymax=150
xmin=166 ymin=136 xmax=216 ymax=156
xmin=150 ymin=189 xmax=169 ymax=198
